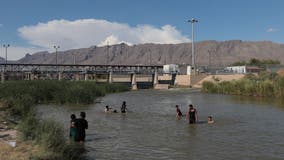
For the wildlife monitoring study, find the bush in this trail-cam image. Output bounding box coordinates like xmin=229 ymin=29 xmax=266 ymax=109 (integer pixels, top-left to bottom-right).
xmin=18 ymin=113 xmax=38 ymax=140
xmin=62 ymin=144 xmax=87 ymax=160
xmin=201 ymin=81 xmax=217 ymax=93
xmin=0 ymin=80 xmax=130 ymax=160
xmin=36 ymin=119 xmax=66 ymax=152
xmin=202 ymin=72 xmax=284 ymax=99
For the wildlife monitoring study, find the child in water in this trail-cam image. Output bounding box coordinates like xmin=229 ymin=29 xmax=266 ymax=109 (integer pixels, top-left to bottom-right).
xmin=69 ymin=114 xmax=76 ymax=142
xmin=208 ymin=116 xmax=214 ymax=124
xmin=175 ymin=105 xmax=183 ymax=119
xmin=105 ymin=105 xmax=118 ymax=113
xmin=105 ymin=105 xmax=112 ymax=112
xmin=121 ymin=101 xmax=127 ymax=113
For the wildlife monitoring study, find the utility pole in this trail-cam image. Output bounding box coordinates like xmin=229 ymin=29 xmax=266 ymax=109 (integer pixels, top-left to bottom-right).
xmin=107 ymin=42 xmax=109 ymax=65
xmin=73 ymin=53 xmax=76 ymax=65
xmin=53 ymin=45 xmax=60 ymax=77
xmin=208 ymin=49 xmax=216 ymax=73
xmin=208 ymin=50 xmax=212 ymax=69
xmin=188 ymin=18 xmax=198 ymax=74
xmin=3 ymin=44 xmax=10 ymax=66
xmin=2 ymin=44 xmax=9 ymax=82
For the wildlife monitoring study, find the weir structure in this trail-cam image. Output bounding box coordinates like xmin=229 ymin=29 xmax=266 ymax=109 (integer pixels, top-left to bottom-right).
xmin=0 ymin=63 xmax=175 ymax=90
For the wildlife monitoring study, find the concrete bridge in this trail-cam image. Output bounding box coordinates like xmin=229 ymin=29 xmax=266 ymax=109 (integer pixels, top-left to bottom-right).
xmin=0 ymin=63 xmax=173 ymax=90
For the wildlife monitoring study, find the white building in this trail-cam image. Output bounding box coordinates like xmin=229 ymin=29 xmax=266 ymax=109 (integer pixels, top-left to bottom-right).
xmin=225 ymin=66 xmax=263 ymax=74
xmin=226 ymin=66 xmax=247 ymax=74
xmin=163 ymin=64 xmax=179 ymax=74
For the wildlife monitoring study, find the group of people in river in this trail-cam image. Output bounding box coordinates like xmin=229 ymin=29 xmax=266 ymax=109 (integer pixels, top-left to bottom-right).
xmin=175 ymin=104 xmax=214 ymax=124
xmin=69 ymin=112 xmax=88 ymax=144
xmin=104 ymin=101 xmax=128 ymax=113
xmin=69 ymin=102 xmax=213 ymax=144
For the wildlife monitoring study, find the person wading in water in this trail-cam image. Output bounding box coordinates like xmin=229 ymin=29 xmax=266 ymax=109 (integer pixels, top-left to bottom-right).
xmin=175 ymin=105 xmax=183 ymax=119
xmin=75 ymin=112 xmax=88 ymax=144
xmin=69 ymin=114 xmax=76 ymax=142
xmin=187 ymin=104 xmax=198 ymax=124
xmin=121 ymin=101 xmax=127 ymax=113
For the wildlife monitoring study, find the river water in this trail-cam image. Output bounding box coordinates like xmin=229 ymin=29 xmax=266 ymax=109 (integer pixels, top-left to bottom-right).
xmin=38 ymin=89 xmax=284 ymax=160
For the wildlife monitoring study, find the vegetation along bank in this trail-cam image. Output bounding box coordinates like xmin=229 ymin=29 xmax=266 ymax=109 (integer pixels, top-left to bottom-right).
xmin=202 ymin=71 xmax=284 ymax=98
xmin=0 ymin=80 xmax=129 ymax=160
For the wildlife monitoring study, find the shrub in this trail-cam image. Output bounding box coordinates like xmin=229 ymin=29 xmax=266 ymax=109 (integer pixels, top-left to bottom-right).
xmin=36 ymin=119 xmax=66 ymax=152
xmin=201 ymin=81 xmax=217 ymax=93
xmin=18 ymin=113 xmax=38 ymax=140
xmin=0 ymin=80 xmax=130 ymax=160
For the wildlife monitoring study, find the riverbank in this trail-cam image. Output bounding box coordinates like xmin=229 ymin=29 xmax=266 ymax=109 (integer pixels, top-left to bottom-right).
xmin=0 ymin=80 xmax=130 ymax=160
xmin=0 ymin=105 xmax=39 ymax=160
xmin=201 ymin=71 xmax=284 ymax=98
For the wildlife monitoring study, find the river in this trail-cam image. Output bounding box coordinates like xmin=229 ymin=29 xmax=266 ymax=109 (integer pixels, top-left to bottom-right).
xmin=38 ymin=89 xmax=284 ymax=160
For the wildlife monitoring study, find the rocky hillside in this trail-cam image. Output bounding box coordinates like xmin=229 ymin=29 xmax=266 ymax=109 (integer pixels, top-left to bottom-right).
xmin=16 ymin=40 xmax=284 ymax=66
xmin=0 ymin=57 xmax=4 ymax=63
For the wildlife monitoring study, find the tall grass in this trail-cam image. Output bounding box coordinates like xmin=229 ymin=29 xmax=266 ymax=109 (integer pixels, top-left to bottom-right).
xmin=0 ymin=80 xmax=129 ymax=105
xmin=202 ymin=71 xmax=284 ymax=98
xmin=0 ymin=80 xmax=129 ymax=160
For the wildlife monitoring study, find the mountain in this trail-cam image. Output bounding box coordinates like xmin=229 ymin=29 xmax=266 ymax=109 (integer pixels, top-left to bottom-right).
xmin=17 ymin=40 xmax=284 ymax=66
xmin=0 ymin=57 xmax=5 ymax=63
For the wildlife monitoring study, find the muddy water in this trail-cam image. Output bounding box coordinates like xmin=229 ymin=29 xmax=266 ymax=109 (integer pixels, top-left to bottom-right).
xmin=38 ymin=89 xmax=284 ymax=160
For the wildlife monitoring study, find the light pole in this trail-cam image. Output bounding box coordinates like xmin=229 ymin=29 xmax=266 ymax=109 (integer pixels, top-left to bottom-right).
xmin=53 ymin=45 xmax=60 ymax=65
xmin=53 ymin=46 xmax=60 ymax=77
xmin=208 ymin=50 xmax=212 ymax=69
xmin=106 ymin=42 xmax=110 ymax=65
xmin=73 ymin=53 xmax=76 ymax=65
xmin=3 ymin=44 xmax=10 ymax=65
xmin=188 ymin=18 xmax=198 ymax=74
xmin=208 ymin=49 xmax=216 ymax=73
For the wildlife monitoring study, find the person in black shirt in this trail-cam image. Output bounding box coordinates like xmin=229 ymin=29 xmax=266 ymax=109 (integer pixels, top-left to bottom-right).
xmin=121 ymin=101 xmax=127 ymax=113
xmin=187 ymin=104 xmax=198 ymax=124
xmin=75 ymin=112 xmax=88 ymax=144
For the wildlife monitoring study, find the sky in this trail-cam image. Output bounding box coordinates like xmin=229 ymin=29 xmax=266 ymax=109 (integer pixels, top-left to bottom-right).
xmin=0 ymin=0 xmax=283 ymax=60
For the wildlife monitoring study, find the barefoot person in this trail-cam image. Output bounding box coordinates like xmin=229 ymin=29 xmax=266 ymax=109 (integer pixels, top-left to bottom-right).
xmin=175 ymin=105 xmax=183 ymax=119
xmin=75 ymin=112 xmax=88 ymax=144
xmin=187 ymin=104 xmax=198 ymax=124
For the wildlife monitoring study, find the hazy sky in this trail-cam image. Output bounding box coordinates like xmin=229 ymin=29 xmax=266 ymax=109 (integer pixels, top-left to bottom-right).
xmin=0 ymin=0 xmax=283 ymax=60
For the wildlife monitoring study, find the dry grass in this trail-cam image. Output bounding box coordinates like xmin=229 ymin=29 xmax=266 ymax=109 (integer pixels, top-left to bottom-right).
xmin=0 ymin=141 xmax=43 ymax=160
xmin=277 ymin=69 xmax=284 ymax=76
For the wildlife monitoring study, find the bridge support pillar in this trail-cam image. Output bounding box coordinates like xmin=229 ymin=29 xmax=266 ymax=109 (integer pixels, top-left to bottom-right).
xmin=1 ymin=72 xmax=4 ymax=83
xmin=131 ymin=73 xmax=138 ymax=90
xmin=58 ymin=72 xmax=62 ymax=80
xmin=108 ymin=71 xmax=113 ymax=83
xmin=75 ymin=74 xmax=80 ymax=81
xmin=171 ymin=73 xmax=177 ymax=85
xmin=84 ymin=73 xmax=88 ymax=81
xmin=26 ymin=73 xmax=31 ymax=80
xmin=30 ymin=73 xmax=35 ymax=80
xmin=153 ymin=70 xmax=158 ymax=87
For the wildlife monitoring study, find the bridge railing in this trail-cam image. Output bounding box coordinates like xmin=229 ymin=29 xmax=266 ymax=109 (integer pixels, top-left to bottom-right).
xmin=0 ymin=63 xmax=164 ymax=74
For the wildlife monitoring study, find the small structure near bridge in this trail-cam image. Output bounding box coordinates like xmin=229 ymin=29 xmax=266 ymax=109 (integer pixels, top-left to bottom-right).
xmin=225 ymin=65 xmax=264 ymax=74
